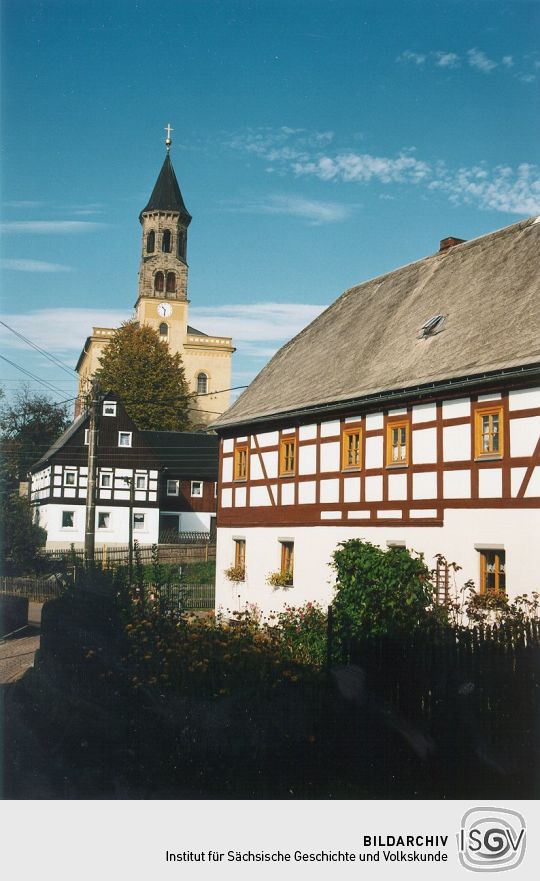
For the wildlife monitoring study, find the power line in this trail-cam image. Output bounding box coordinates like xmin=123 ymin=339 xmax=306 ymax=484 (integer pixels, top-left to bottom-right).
xmin=0 ymin=320 xmax=77 ymax=377
xmin=0 ymin=354 xmax=66 ymax=396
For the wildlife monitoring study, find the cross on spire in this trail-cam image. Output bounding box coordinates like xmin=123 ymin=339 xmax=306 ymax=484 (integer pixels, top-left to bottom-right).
xmin=164 ymin=123 xmax=173 ymax=151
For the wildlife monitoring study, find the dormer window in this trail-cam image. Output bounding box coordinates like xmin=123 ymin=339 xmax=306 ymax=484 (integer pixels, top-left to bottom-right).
xmin=146 ymin=230 xmax=155 ymax=253
xmin=159 ymin=322 xmax=168 ymax=338
xmin=197 ymin=372 xmax=208 ymax=395
xmin=102 ymin=401 xmax=117 ymax=417
xmin=162 ymin=229 xmax=172 ymax=253
xmin=154 ymin=272 xmax=164 ymax=292
xmin=166 ymin=272 xmax=176 ymax=293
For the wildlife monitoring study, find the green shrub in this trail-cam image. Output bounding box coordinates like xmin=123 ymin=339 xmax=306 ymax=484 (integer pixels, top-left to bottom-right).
xmin=275 ymin=602 xmax=327 ymax=666
xmin=331 ymin=539 xmax=434 ymax=640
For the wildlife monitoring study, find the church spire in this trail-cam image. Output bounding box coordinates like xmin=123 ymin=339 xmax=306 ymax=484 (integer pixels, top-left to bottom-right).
xmin=140 ymin=128 xmax=191 ymax=224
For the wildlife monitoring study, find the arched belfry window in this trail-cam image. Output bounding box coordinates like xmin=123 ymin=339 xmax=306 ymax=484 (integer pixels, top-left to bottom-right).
xmin=162 ymin=229 xmax=172 ymax=253
xmin=159 ymin=323 xmax=168 ymax=338
xmin=166 ymin=272 xmax=176 ymax=293
xmin=154 ymin=271 xmax=164 ymax=292
xmin=178 ymin=230 xmax=186 ymax=260
xmin=197 ymin=372 xmax=208 ymax=395
xmin=146 ymin=230 xmax=155 ymax=253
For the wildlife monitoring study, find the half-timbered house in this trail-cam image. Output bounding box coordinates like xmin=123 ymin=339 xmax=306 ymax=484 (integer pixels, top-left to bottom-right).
xmin=212 ymin=217 xmax=540 ymax=614
xmin=30 ymin=395 xmax=218 ymax=548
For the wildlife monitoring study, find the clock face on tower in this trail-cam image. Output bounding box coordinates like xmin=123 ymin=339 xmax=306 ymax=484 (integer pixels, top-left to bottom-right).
xmin=157 ymin=302 xmax=172 ymax=318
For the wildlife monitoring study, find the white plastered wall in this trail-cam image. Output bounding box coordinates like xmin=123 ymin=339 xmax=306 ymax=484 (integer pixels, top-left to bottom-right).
xmin=215 ymin=509 xmax=540 ymax=616
xmin=40 ymin=504 xmax=159 ymax=548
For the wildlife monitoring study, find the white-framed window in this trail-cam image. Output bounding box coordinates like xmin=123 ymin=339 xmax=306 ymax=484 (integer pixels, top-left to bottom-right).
xmin=135 ymin=474 xmax=148 ymax=490
xmin=99 ymin=471 xmax=113 ymax=489
xmin=103 ymin=401 xmax=117 ymax=417
xmin=97 ymin=512 xmax=111 ymax=529
xmin=167 ymin=479 xmax=179 ymax=496
xmin=191 ymin=480 xmax=203 ymax=498
xmin=214 ymin=481 xmax=217 ymax=498
xmin=84 ymin=429 xmax=89 ymax=445
xmin=118 ymin=431 xmax=132 ymax=447
xmin=61 ymin=510 xmax=75 ymax=528
xmin=133 ymin=513 xmax=145 ymax=531
xmin=64 ymin=469 xmax=77 ymax=487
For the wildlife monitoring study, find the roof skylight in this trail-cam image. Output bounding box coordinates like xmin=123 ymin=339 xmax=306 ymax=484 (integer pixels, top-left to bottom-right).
xmin=419 ymin=314 xmax=445 ymax=338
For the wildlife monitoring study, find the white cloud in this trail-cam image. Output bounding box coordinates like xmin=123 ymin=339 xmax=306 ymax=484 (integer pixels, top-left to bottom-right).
xmin=397 ymin=50 xmax=426 ymax=66
xmin=190 ymin=302 xmax=326 ymax=346
xmin=293 ymin=152 xmax=431 ymax=185
xmin=0 ymin=309 xmax=127 ymax=355
xmin=467 ymin=48 xmax=497 ymax=73
xmin=433 ymin=51 xmax=460 ymax=68
xmin=502 ymin=55 xmax=514 ymax=68
xmin=0 ymin=303 xmax=326 ymax=366
xmin=1 ymin=259 xmax=73 ymax=273
xmin=3 ymin=200 xmax=46 ymax=209
xmin=0 ymin=221 xmax=104 ymax=234
xmin=515 ymin=73 xmax=536 ymax=84
xmin=225 ymin=193 xmax=352 ymax=224
xmin=229 ymin=126 xmax=540 ymax=216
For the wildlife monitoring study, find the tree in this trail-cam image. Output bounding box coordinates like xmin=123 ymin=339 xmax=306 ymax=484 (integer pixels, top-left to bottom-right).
xmin=0 ymin=493 xmax=46 ymax=574
xmin=95 ymin=322 xmax=191 ymax=430
xmin=0 ymin=385 xmax=70 ymax=492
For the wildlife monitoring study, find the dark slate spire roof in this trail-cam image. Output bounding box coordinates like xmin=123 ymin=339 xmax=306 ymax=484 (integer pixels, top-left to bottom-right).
xmin=140 ymin=154 xmax=191 ymax=224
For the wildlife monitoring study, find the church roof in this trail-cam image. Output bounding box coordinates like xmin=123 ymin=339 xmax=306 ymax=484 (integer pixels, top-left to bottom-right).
xmin=212 ymin=216 xmax=540 ymax=430
xmin=140 ymin=154 xmax=191 ymax=223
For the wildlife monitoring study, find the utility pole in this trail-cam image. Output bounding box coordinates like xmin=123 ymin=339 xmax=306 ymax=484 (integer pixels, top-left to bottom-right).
xmin=84 ymin=379 xmax=101 ymax=564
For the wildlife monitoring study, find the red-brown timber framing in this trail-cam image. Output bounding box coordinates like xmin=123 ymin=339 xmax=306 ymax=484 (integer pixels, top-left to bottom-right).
xmin=217 ymin=376 xmax=540 ymax=529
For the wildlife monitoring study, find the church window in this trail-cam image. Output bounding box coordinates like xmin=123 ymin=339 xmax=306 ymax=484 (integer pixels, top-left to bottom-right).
xmin=178 ymin=230 xmax=186 ymax=260
xmin=162 ymin=229 xmax=172 ymax=253
xmin=197 ymin=372 xmax=208 ymax=395
xmin=146 ymin=230 xmax=155 ymax=253
xmin=166 ymin=272 xmax=176 ymax=293
xmin=159 ymin=322 xmax=168 ymax=338
xmin=154 ymin=272 xmax=164 ymax=292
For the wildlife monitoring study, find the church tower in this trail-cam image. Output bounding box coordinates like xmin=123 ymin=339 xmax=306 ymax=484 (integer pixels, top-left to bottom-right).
xmin=75 ymin=127 xmax=235 ymax=428
xmin=135 ymin=127 xmax=191 ymax=354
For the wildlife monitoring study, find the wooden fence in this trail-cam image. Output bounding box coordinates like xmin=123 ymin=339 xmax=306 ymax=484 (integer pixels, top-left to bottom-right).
xmin=339 ymin=620 xmax=540 ymax=776
xmin=42 ymin=542 xmax=216 ymax=565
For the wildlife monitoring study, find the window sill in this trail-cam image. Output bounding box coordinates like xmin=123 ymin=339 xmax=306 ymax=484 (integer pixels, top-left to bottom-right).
xmin=474 ymin=455 xmax=503 ymax=462
xmin=342 ymin=467 xmax=361 ymax=473
xmin=386 ymin=463 xmax=409 ymax=469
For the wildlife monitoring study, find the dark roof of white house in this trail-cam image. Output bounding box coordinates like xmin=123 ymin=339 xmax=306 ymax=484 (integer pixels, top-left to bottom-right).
xmin=213 ymin=217 xmax=540 ymax=429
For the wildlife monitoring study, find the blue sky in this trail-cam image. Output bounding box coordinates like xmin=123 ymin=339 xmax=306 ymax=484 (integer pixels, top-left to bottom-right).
xmin=1 ymin=0 xmax=539 ymax=408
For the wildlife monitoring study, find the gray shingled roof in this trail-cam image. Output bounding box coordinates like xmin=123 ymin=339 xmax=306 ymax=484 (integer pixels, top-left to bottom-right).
xmin=213 ymin=217 xmax=540 ymax=429
xmin=140 ymin=154 xmax=191 ymax=224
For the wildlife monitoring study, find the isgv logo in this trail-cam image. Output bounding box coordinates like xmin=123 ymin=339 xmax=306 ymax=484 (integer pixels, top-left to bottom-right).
xmin=458 ymin=807 xmax=526 ymax=872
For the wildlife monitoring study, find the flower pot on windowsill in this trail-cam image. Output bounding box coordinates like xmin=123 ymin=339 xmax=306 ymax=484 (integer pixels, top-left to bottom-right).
xmin=224 ymin=565 xmax=246 ymax=583
xmin=266 ymin=570 xmax=293 ymax=590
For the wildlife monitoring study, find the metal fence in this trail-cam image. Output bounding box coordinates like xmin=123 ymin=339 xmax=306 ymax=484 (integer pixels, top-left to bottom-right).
xmin=0 ymin=576 xmax=66 ymax=602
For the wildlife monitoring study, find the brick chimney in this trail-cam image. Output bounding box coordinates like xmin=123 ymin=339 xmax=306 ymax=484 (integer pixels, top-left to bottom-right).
xmin=439 ymin=236 xmax=466 ymax=253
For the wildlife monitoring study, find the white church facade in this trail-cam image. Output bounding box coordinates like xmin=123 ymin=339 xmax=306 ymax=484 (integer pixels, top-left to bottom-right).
xmin=212 ymin=218 xmax=540 ymax=614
